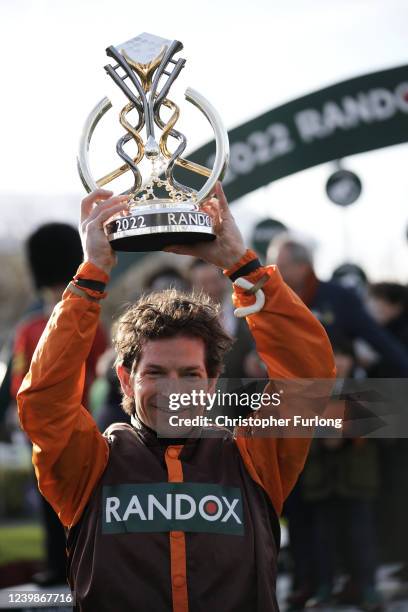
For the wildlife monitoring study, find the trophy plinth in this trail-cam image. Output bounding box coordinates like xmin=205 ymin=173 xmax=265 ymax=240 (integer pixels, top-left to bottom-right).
xmin=77 ymin=33 xmax=229 ymax=252
xmin=105 ymin=200 xmax=215 ymax=252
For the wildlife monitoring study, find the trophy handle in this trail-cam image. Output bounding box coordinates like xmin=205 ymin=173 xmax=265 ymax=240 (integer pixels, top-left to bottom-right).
xmin=183 ymin=87 xmax=229 ymax=202
xmin=78 ymin=97 xmax=112 ymax=193
xmin=77 ymin=89 xmax=229 ymax=198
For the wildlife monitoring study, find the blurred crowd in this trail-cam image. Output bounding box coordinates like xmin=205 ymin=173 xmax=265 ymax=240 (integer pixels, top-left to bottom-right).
xmin=267 ymin=235 xmax=408 ymax=611
xmin=0 ymin=221 xmax=408 ymax=611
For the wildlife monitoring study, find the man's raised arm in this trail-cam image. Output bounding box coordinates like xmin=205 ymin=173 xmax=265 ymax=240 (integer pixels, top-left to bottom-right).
xmin=229 ymin=257 xmax=336 ymax=515
xmin=17 ymin=190 xmax=129 ymax=527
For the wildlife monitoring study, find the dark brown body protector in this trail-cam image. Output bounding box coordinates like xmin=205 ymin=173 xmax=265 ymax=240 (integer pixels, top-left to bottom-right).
xmin=67 ymin=423 xmax=280 ymax=612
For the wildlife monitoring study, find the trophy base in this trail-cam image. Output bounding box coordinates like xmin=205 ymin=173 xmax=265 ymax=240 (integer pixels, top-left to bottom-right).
xmin=109 ymin=230 xmax=215 ymax=252
xmin=104 ymin=201 xmax=216 ymax=253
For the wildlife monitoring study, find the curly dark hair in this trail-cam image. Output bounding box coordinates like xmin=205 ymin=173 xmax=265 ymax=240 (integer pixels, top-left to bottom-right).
xmin=113 ymin=289 xmax=234 ymax=415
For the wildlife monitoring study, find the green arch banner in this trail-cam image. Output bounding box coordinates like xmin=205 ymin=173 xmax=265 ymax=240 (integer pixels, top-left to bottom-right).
xmin=179 ymin=63 xmax=408 ymax=202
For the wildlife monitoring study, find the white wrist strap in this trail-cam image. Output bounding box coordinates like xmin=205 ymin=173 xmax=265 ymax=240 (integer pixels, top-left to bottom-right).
xmin=233 ymin=277 xmax=266 ymax=318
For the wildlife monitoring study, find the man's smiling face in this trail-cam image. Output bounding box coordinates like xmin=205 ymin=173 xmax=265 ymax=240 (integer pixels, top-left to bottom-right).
xmin=117 ymin=335 xmax=215 ymax=432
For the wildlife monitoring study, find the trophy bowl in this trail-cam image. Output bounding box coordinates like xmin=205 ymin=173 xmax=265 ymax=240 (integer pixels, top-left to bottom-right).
xmin=77 ymin=33 xmax=229 ymax=252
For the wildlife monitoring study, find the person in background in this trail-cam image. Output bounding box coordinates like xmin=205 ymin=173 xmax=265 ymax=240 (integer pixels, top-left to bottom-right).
xmin=269 ymin=235 xmax=400 ymax=611
xmin=11 ymin=223 xmax=107 ymax=586
xmin=267 ymin=236 xmax=408 ymax=376
xmin=300 ymin=336 xmax=382 ymax=611
xmin=366 ymin=282 xmax=408 ymax=585
xmin=11 ymin=224 xmax=107 ymax=404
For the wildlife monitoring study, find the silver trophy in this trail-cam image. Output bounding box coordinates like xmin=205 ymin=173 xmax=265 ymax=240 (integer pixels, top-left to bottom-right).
xmin=77 ymin=33 xmax=229 ymax=252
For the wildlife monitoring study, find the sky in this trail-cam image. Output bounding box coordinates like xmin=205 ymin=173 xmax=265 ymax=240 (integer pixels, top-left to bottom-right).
xmin=0 ymin=0 xmax=407 ymax=280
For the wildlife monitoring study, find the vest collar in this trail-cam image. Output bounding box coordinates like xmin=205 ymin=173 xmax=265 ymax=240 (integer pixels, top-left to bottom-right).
xmin=131 ymin=413 xmax=194 ymax=447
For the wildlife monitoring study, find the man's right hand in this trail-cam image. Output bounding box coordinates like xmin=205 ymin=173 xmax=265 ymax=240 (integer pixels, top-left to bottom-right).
xmin=80 ymin=189 xmax=129 ymax=275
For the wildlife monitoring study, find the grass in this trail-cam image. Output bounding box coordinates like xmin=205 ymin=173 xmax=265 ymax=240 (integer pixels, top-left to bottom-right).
xmin=0 ymin=523 xmax=45 ymax=565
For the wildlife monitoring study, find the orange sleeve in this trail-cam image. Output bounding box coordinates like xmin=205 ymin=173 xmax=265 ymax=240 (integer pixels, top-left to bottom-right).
xmin=17 ymin=262 xmax=110 ymax=528
xmin=226 ymin=254 xmax=336 ymax=516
